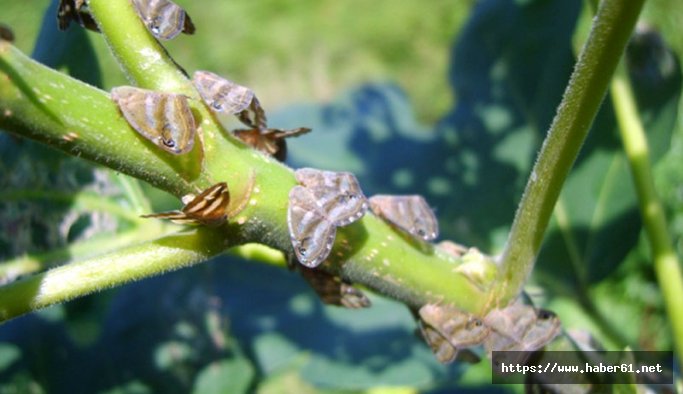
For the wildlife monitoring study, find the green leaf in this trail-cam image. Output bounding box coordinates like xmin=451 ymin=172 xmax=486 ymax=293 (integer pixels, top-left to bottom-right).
xmin=0 ymin=342 xmax=21 ymax=371
xmin=32 ymin=0 xmax=102 ymax=87
xmin=192 ymin=359 xmax=255 ymax=394
xmin=283 ymin=0 xmax=584 ymax=252
xmin=537 ymin=28 xmax=682 ymax=286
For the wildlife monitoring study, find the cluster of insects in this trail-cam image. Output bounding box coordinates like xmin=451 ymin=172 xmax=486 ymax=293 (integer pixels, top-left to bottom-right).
xmin=55 ymin=0 xmax=561 ymax=364
xmin=419 ymin=301 xmax=561 ymax=364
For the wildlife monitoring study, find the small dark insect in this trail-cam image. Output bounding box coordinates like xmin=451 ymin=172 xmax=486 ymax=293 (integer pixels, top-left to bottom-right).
xmin=57 ymin=0 xmax=99 ymax=32
xmin=299 ymin=267 xmax=371 ymax=309
xmin=111 ymin=86 xmax=196 ymax=155
xmin=132 ymin=0 xmax=195 ymax=40
xmin=233 ymin=127 xmax=311 ymax=162
xmin=0 ymin=24 xmax=13 ymax=42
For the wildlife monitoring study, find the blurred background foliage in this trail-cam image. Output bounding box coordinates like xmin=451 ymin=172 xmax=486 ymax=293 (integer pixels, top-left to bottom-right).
xmin=0 ymin=0 xmax=681 ymax=392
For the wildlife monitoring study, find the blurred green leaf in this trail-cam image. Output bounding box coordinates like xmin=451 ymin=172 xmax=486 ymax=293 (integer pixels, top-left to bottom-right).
xmin=192 ymin=358 xmax=255 ymax=394
xmin=537 ymin=26 xmax=681 ymax=288
xmin=32 ymin=0 xmax=102 ymax=87
xmin=99 ymin=381 xmax=152 ymax=394
xmin=0 ymin=343 xmax=21 ymax=371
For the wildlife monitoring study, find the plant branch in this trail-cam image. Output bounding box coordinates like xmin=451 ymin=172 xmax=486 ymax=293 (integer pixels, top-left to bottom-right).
xmin=497 ymin=0 xmax=646 ymax=304
xmin=0 ymin=1 xmax=496 ymax=321
xmin=610 ymin=63 xmax=683 ymax=366
xmin=0 ymin=228 xmax=229 ymax=322
xmin=0 ymin=227 xmax=163 ymax=283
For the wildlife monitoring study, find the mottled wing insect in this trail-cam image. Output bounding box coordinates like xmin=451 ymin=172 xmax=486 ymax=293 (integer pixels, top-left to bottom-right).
xmin=299 ymin=266 xmax=371 ymax=309
xmin=419 ymin=304 xmax=490 ymax=364
xmin=192 ymin=71 xmax=256 ymax=115
xmin=369 ymin=195 xmax=438 ymax=241
xmin=287 ymin=185 xmax=337 ymax=268
xmin=233 ymin=127 xmax=311 ymax=162
xmin=57 ymin=0 xmax=99 ymax=32
xmin=483 ymin=301 xmax=561 ymax=356
xmin=132 ymin=0 xmax=195 ymax=40
xmin=141 ymin=182 xmax=229 ymax=226
xmin=294 ymin=168 xmax=368 ymax=227
xmin=111 ymin=86 xmax=196 ymax=155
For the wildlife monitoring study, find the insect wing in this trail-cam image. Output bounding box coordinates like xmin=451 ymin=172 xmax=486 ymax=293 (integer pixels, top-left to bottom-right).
xmin=234 ymin=127 xmax=311 ymax=162
xmin=141 ymin=182 xmax=229 ymax=226
xmin=236 ymin=96 xmax=267 ymax=129
xmin=370 ymin=195 xmax=439 ymax=241
xmin=287 ymin=186 xmax=336 ymax=268
xmin=141 ymin=210 xmax=192 ymax=224
xmin=111 ymin=86 xmax=195 ymax=155
xmin=181 ymin=182 xmax=230 ymax=226
xmin=521 ymin=309 xmax=561 ymax=351
xmin=57 ymin=0 xmax=99 ymax=32
xmin=132 ymin=0 xmax=190 ymax=40
xmin=419 ymin=304 xmax=490 ymax=349
xmin=193 ymin=71 xmax=255 ymax=114
xmin=483 ymin=302 xmax=561 ymax=355
xmin=57 ymin=0 xmax=73 ymax=30
xmin=267 ymin=127 xmax=312 ymax=140
xmin=295 ymin=168 xmax=368 ymax=226
xmin=300 ymin=267 xmax=371 ymax=309
xmin=419 ymin=322 xmax=459 ymax=363
xmin=233 ymin=129 xmax=280 ymax=157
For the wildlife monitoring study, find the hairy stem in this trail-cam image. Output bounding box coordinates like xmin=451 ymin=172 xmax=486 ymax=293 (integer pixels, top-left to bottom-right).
xmin=498 ymin=0 xmax=646 ymax=303
xmin=0 ymin=0 xmax=494 ymax=321
xmin=0 ymin=229 xmax=228 ymax=321
xmin=611 ymin=64 xmax=683 ymax=366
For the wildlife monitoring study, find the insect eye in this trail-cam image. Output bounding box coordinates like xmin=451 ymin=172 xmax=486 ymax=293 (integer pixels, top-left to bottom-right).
xmin=537 ymin=310 xmax=555 ymax=320
xmin=297 ymin=245 xmax=307 ymax=256
xmin=163 ymin=138 xmax=176 ymax=148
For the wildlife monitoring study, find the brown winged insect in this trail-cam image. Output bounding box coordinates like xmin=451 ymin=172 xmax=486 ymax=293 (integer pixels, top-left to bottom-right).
xmin=233 ymin=127 xmax=311 ymax=162
xmin=483 ymin=301 xmax=561 ymax=356
xmin=419 ymin=304 xmax=490 ymax=363
xmin=287 ymin=168 xmax=368 ymax=268
xmin=287 ymin=186 xmax=338 ymax=268
xmin=57 ymin=0 xmax=99 ymax=32
xmin=299 ymin=267 xmax=371 ymax=309
xmin=132 ymin=0 xmax=195 ymax=40
xmin=111 ymin=86 xmax=196 ymax=155
xmin=142 ymin=174 xmax=255 ymax=227
xmin=193 ymin=71 xmax=310 ymax=161
xmin=369 ymin=195 xmax=439 ymax=241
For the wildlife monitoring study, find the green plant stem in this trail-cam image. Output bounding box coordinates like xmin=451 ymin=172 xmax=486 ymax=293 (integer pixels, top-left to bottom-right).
xmin=0 ymin=227 xmax=163 ymax=282
xmin=1 ymin=189 xmax=144 ymax=223
xmin=0 ymin=32 xmax=494 ymax=320
xmin=0 ymin=228 xmax=228 ymax=321
xmin=497 ymin=0 xmax=646 ymax=304
xmin=611 ymin=65 xmax=683 ymax=366
xmin=115 ymin=175 xmax=153 ymax=214
xmin=89 ymin=0 xmax=189 ymax=93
